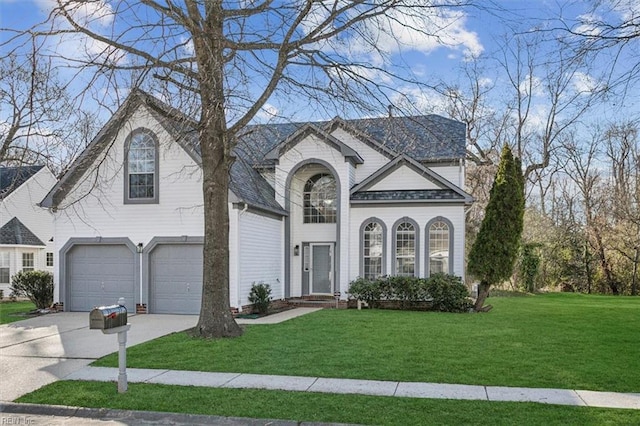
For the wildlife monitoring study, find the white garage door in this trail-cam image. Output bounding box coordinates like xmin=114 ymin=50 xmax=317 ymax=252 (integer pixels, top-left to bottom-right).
xmin=150 ymin=244 xmax=203 ymax=314
xmin=67 ymin=244 xmax=136 ymax=311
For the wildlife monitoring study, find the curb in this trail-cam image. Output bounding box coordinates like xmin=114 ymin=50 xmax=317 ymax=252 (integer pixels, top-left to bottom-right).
xmin=0 ymin=402 xmax=358 ymax=426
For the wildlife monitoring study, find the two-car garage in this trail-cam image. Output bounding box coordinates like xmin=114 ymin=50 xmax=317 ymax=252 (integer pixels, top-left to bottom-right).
xmin=61 ymin=237 xmax=203 ymax=314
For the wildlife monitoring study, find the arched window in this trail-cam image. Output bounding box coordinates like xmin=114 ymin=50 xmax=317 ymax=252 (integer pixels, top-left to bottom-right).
xmin=427 ymin=217 xmax=453 ymax=275
xmin=361 ymin=220 xmax=385 ymax=279
xmin=393 ymin=219 xmax=419 ymax=277
xmin=303 ymin=173 xmax=336 ymax=223
xmin=125 ymin=130 xmax=158 ymax=204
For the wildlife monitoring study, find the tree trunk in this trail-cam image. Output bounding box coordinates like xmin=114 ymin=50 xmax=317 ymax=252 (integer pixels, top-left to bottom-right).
xmin=474 ymin=280 xmax=491 ymax=312
xmin=192 ymin=1 xmax=242 ymax=338
xmin=632 ymin=247 xmax=639 ymax=296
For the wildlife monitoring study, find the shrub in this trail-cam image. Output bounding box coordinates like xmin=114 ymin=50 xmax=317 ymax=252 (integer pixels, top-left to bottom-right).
xmin=248 ymin=282 xmax=272 ymax=314
xmin=424 ymin=274 xmax=472 ymax=312
xmin=348 ymin=277 xmax=381 ymax=306
xmin=10 ymin=270 xmax=54 ymax=309
xmin=348 ymin=274 xmax=471 ymax=313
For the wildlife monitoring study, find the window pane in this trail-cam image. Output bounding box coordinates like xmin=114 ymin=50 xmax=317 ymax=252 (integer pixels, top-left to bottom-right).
xmin=22 ymin=253 xmax=34 ymax=272
xmin=429 ymin=221 xmax=450 ymax=276
xmin=363 ymin=221 xmax=383 ymax=279
xmin=46 ymin=252 xmax=54 ymax=267
xmin=128 ymin=132 xmax=155 ymax=200
xmin=303 ymin=173 xmax=336 ymax=223
xmin=395 ymin=221 xmax=415 ymax=277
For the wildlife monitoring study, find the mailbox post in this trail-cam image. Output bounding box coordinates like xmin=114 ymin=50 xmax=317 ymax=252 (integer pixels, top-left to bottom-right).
xmin=90 ymin=298 xmax=130 ymax=393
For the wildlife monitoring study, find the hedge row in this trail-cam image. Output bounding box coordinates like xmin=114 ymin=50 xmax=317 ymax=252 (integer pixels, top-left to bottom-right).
xmin=348 ymin=274 xmax=472 ymax=313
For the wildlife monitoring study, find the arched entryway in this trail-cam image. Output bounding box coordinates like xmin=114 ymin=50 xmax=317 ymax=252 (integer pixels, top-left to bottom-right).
xmin=285 ymin=160 xmax=341 ymax=297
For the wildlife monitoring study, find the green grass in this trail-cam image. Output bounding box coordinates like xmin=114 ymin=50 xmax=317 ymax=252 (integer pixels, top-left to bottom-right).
xmin=94 ymin=293 xmax=640 ymax=392
xmin=17 ymin=381 xmax=640 ymax=426
xmin=0 ymin=300 xmax=36 ymax=324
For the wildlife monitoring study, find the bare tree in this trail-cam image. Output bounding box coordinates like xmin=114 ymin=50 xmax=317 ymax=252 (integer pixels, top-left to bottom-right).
xmin=18 ymin=0 xmax=477 ymax=337
xmin=0 ymin=42 xmax=91 ymax=174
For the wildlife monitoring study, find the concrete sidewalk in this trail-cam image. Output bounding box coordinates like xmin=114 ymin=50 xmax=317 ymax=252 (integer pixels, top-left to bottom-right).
xmin=66 ymin=366 xmax=640 ymax=410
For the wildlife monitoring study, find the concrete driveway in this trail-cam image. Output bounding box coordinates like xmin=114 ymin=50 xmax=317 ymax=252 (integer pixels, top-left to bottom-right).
xmin=0 ymin=312 xmax=198 ymax=402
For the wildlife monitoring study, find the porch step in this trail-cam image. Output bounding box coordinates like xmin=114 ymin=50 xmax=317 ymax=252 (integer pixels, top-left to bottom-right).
xmin=287 ymin=298 xmax=347 ymax=309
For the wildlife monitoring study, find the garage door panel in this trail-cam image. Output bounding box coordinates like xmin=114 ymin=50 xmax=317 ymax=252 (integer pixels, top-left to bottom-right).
xmin=150 ymin=244 xmax=202 ymax=314
xmin=67 ymin=244 xmax=135 ymax=311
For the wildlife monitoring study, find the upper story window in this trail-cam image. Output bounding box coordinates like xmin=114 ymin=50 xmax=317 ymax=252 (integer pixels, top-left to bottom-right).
xmin=303 ymin=173 xmax=336 ymax=223
xmin=428 ymin=218 xmax=452 ymax=275
xmin=393 ymin=219 xmax=419 ymax=277
xmin=125 ymin=129 xmax=159 ymax=204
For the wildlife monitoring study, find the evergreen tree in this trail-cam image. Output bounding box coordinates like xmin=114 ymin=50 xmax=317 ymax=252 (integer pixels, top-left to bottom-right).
xmin=468 ymin=145 xmax=525 ymax=311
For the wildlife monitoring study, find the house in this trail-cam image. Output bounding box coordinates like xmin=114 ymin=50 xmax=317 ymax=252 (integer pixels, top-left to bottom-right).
xmin=41 ymin=90 xmax=473 ymax=314
xmin=1 ymin=165 xmax=56 ymax=295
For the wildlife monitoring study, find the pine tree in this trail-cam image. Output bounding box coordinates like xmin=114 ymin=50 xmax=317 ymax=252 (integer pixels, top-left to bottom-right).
xmin=468 ymin=145 xmax=525 ymax=311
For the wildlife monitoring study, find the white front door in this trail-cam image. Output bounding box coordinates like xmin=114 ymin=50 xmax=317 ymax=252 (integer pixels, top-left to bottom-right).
xmin=310 ymin=243 xmax=334 ymax=294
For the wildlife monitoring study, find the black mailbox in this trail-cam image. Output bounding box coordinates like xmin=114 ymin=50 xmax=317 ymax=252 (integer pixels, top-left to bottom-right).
xmin=90 ymin=305 xmax=128 ymax=330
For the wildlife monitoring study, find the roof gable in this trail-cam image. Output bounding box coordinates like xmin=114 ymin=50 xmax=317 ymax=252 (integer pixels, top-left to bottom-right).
xmin=41 ymin=90 xmax=286 ymax=215
xmin=0 ymin=165 xmax=44 ymax=200
xmin=264 ymin=123 xmax=364 ymax=165
xmin=0 ymin=217 xmax=45 ymax=246
xmin=351 ymin=155 xmax=473 ymax=204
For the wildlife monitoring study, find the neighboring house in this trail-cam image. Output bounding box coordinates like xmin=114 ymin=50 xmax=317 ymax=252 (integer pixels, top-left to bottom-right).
xmin=0 ymin=165 xmax=56 ymax=295
xmin=41 ymin=90 xmax=473 ymax=314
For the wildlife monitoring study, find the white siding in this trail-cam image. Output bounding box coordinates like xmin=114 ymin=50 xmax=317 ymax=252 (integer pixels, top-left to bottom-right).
xmin=349 ymin=204 xmax=466 ymax=284
xmin=1 ymin=167 xmax=56 ymax=242
xmin=275 ymin=133 xmax=351 ymax=297
xmin=428 ymin=164 xmax=464 ymax=188
xmin=52 ymin=106 xmax=204 ymax=303
xmin=330 ymin=128 xmax=389 ymax=184
xmin=237 ymin=211 xmax=283 ymax=307
xmin=368 ymin=165 xmax=440 ymax=191
xmin=0 ymin=246 xmax=50 ymax=295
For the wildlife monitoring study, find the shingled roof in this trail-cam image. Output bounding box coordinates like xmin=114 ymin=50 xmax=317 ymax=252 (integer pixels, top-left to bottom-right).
xmin=0 ymin=165 xmax=44 ymax=200
xmin=43 ymin=90 xmax=467 ymax=213
xmin=0 ymin=217 xmax=45 ymax=246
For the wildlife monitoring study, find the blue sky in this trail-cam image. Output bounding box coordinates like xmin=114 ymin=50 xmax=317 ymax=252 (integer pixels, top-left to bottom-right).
xmin=0 ymin=1 xmax=637 ymax=126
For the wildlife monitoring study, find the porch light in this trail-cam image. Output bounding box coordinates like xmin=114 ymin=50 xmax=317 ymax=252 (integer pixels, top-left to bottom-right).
xmin=294 ymin=245 xmax=300 ymax=256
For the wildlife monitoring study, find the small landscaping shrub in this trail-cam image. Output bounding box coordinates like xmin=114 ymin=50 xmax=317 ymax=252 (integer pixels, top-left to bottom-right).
xmin=10 ymin=270 xmax=54 ymax=309
xmin=347 ymin=277 xmax=382 ymax=306
xmin=424 ymin=274 xmax=473 ymax=312
xmin=348 ymin=274 xmax=471 ymax=313
xmin=248 ymin=282 xmax=272 ymax=314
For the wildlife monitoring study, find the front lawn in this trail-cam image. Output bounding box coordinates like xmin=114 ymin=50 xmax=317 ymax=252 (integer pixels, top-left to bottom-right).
xmin=94 ymin=293 xmax=640 ymax=393
xmin=0 ymin=300 xmax=36 ymax=324
xmin=17 ymin=381 xmax=640 ymax=425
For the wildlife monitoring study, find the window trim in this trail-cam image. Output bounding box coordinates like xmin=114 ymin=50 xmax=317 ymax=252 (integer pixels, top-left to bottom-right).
xmin=123 ymin=128 xmax=160 ymax=205
xmin=391 ymin=217 xmax=420 ymax=277
xmin=0 ymin=251 xmax=9 ymax=283
xmin=359 ymin=217 xmax=387 ymax=279
xmin=22 ymin=252 xmax=35 ymax=272
xmin=426 ymin=216 xmax=454 ymax=276
xmin=303 ymin=173 xmax=337 ymax=223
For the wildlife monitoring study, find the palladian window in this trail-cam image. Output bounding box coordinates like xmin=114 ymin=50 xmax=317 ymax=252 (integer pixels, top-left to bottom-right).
xmin=303 ymin=173 xmax=336 ymax=223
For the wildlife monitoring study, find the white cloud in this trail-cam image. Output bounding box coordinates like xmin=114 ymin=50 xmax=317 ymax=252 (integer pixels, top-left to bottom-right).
xmin=572 ymin=71 xmax=600 ymax=94
xmin=302 ymin=2 xmax=482 ymax=65
xmin=575 ymin=13 xmax=603 ymax=37
xmin=255 ymin=103 xmax=279 ymax=121
xmin=180 ymin=36 xmax=195 ymax=57
xmin=519 ymin=74 xmax=544 ymax=97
